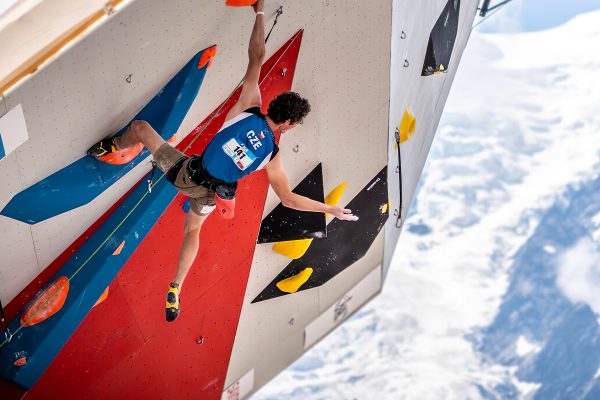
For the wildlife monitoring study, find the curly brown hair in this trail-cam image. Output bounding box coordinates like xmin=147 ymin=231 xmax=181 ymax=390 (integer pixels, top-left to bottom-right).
xmin=267 ymin=92 xmax=311 ymax=125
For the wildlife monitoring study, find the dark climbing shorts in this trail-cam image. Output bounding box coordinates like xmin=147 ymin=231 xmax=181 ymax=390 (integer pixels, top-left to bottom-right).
xmin=154 ymin=143 xmax=216 ymax=216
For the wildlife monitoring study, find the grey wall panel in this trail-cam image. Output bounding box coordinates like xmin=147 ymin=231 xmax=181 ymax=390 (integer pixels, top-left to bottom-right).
xmin=249 ymin=330 xmax=305 ymax=397
xmin=0 ymin=215 xmax=38 ymax=305
xmin=384 ymin=0 xmax=480 ymax=277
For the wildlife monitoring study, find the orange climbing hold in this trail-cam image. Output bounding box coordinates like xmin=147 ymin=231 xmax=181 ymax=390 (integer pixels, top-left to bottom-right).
xmin=113 ymin=241 xmax=125 ymax=256
xmin=225 ymin=0 xmax=257 ymax=6
xmin=198 ymin=46 xmax=217 ymax=69
xmin=97 ymin=143 xmax=144 ymax=165
xmin=93 ymin=287 xmax=109 ymax=307
xmin=14 ymin=357 xmax=27 ymax=367
xmin=20 ymin=276 xmax=69 ymax=327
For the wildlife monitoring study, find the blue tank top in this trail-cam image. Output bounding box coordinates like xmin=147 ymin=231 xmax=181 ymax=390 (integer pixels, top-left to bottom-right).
xmin=202 ymin=108 xmax=278 ymax=183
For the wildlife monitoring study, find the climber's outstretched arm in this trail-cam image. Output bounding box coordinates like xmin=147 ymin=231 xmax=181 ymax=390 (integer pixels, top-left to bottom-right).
xmin=225 ymin=0 xmax=265 ymax=121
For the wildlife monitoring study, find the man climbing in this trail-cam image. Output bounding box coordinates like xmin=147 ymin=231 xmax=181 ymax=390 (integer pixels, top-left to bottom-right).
xmin=87 ymin=0 xmax=358 ymax=322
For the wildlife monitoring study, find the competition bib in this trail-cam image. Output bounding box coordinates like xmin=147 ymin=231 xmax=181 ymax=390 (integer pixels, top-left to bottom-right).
xmin=222 ymin=138 xmax=256 ymax=170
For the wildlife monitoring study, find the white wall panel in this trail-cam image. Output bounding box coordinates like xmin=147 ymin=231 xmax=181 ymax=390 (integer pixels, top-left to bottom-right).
xmin=0 ymin=104 xmax=28 ymax=158
xmin=0 ymin=216 xmax=38 ymax=305
xmin=221 ymin=369 xmax=254 ymax=400
xmin=306 ymin=265 xmax=382 ymax=349
xmin=227 ymin=0 xmax=391 ymax=395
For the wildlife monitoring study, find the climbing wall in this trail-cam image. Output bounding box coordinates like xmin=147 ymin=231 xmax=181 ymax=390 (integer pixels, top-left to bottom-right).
xmin=384 ymin=0 xmax=479 ymax=276
xmin=0 ymin=0 xmax=480 ymax=399
xmin=226 ymin=0 xmax=480 ymax=397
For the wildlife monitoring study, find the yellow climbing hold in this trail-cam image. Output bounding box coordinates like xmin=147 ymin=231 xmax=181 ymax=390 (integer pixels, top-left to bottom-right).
xmin=398 ymin=109 xmax=416 ymax=144
xmin=380 ymin=203 xmax=389 ymax=214
xmin=273 ymin=182 xmax=348 ymax=259
xmin=325 ymin=181 xmax=348 ymax=217
xmin=276 ymin=268 xmax=313 ymax=293
xmin=273 ymin=239 xmax=312 ymax=260
xmin=325 ymin=181 xmax=347 ymax=207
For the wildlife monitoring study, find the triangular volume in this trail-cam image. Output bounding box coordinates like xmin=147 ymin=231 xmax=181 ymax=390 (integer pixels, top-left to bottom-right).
xmin=421 ymin=0 xmax=460 ymax=76
xmin=252 ymin=166 xmax=389 ymax=303
xmin=257 ymin=163 xmax=326 ymax=244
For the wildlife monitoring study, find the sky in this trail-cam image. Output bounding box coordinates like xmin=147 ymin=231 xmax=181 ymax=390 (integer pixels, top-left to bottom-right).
xmin=479 ymin=0 xmax=600 ymax=32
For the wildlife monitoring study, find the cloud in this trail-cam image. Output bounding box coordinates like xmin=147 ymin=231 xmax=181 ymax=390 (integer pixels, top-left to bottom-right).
xmin=475 ymin=0 xmax=524 ymax=33
xmin=556 ymin=238 xmax=600 ymax=316
xmin=515 ymin=335 xmax=541 ymax=357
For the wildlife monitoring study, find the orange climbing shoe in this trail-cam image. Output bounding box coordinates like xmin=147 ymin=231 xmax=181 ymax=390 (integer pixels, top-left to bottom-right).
xmin=165 ymin=282 xmax=180 ymax=322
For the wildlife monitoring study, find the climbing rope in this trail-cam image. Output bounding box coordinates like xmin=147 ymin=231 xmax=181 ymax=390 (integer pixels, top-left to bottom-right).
xmin=394 ymin=129 xmax=403 ymax=228
xmin=265 ymin=6 xmax=283 ymax=43
xmin=0 ymin=7 xmax=284 ymax=349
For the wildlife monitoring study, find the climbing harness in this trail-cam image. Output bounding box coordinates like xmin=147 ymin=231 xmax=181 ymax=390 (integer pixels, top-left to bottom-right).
xmin=147 ymin=161 xmax=157 ymax=193
xmin=0 ymin=6 xmax=285 ymax=349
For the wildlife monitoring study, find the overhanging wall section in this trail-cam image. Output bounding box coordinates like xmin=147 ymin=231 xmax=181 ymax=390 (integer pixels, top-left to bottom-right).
xmin=384 ymin=0 xmax=480 ymax=277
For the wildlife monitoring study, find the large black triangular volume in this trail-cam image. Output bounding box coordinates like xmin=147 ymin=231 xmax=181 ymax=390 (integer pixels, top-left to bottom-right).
xmin=257 ymin=163 xmax=326 ymax=244
xmin=421 ymin=0 xmax=460 ymax=76
xmin=252 ymin=166 xmax=388 ymax=303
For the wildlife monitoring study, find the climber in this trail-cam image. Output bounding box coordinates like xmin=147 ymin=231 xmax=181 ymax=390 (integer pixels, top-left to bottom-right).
xmin=87 ymin=0 xmax=358 ymax=322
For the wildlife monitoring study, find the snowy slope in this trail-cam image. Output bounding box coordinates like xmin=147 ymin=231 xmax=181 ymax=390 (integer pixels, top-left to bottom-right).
xmin=253 ymin=10 xmax=600 ymax=400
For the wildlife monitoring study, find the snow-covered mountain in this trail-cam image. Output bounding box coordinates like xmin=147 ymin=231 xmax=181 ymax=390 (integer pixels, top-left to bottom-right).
xmin=253 ymin=10 xmax=600 ymax=400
